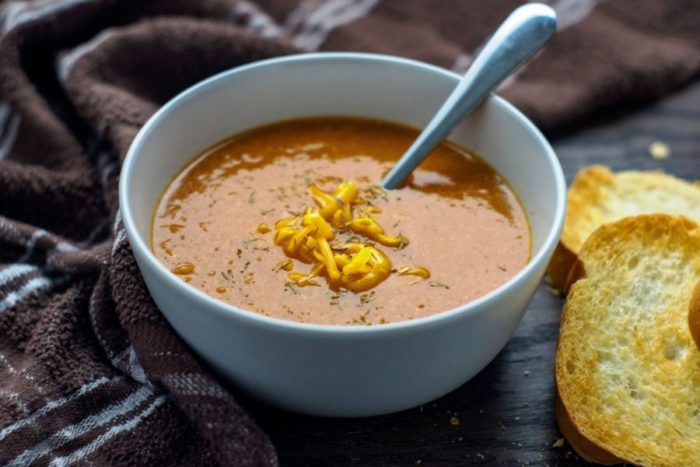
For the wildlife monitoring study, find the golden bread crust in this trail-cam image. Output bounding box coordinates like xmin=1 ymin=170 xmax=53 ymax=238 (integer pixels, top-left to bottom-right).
xmin=546 ymin=242 xmax=577 ymax=295
xmin=689 ymin=282 xmax=700 ymax=351
xmin=554 ymin=390 xmax=622 ymax=465
xmin=562 ymin=259 xmax=585 ymax=296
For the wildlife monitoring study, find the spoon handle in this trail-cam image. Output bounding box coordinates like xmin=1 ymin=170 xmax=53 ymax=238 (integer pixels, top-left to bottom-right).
xmin=381 ymin=3 xmax=557 ymax=189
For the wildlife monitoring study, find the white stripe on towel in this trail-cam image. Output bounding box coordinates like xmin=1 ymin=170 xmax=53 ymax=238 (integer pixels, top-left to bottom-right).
xmin=8 ymin=386 xmax=155 ymax=466
xmin=0 ymin=376 xmax=123 ymax=441
xmin=48 ymin=395 xmax=168 ymax=467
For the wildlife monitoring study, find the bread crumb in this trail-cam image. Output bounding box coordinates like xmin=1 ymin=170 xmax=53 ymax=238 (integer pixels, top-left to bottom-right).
xmin=552 ymin=437 xmax=565 ymax=448
xmin=476 ymin=453 xmax=485 ymax=460
xmin=449 ymin=416 xmax=460 ymax=426
xmin=414 ymin=460 xmax=422 ymax=465
xmin=649 ymin=141 xmax=670 ymax=160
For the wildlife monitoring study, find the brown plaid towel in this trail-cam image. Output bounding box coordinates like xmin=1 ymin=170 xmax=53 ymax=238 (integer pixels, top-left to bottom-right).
xmin=0 ymin=0 xmax=699 ymax=465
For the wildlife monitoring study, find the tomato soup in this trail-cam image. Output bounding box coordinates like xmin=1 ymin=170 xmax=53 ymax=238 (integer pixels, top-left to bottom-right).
xmin=152 ymin=117 xmax=530 ymax=325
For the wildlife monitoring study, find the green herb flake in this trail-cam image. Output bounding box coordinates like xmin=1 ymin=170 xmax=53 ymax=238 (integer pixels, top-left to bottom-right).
xmin=396 ymin=235 xmax=409 ymax=250
xmin=359 ymin=291 xmax=376 ymax=304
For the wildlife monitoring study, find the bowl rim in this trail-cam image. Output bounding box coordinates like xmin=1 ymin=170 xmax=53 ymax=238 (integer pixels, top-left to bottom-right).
xmin=120 ymin=51 xmax=566 ymax=335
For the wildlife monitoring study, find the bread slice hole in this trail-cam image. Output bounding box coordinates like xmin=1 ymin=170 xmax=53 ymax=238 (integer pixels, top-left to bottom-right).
xmin=662 ymin=342 xmax=685 ymax=361
xmin=566 ymin=360 xmax=575 ymax=374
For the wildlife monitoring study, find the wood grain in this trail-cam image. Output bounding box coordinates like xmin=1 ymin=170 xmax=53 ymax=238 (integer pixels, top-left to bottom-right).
xmin=245 ymin=80 xmax=700 ymax=466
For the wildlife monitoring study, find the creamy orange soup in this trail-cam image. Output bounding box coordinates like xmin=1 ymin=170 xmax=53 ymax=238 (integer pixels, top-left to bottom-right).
xmin=152 ymin=117 xmax=530 ymax=325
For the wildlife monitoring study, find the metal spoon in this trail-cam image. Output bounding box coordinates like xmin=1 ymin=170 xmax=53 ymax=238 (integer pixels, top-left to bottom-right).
xmin=381 ymin=3 xmax=557 ymax=189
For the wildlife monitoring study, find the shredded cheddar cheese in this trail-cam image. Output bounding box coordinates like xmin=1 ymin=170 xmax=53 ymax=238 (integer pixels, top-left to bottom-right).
xmin=396 ymin=266 xmax=431 ymax=279
xmin=333 ymin=243 xmax=391 ymax=292
xmin=349 ymin=216 xmax=405 ymax=247
xmin=272 ymin=181 xmax=428 ymax=292
xmin=309 ymin=181 xmax=356 ymax=227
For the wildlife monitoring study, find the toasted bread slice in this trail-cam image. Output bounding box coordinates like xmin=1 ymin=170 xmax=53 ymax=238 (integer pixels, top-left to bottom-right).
xmin=547 ymin=166 xmax=700 ymax=290
xmin=555 ymin=214 xmax=700 ymax=465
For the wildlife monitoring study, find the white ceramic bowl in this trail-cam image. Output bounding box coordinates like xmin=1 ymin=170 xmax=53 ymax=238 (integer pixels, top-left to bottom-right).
xmin=120 ymin=53 xmax=566 ymax=417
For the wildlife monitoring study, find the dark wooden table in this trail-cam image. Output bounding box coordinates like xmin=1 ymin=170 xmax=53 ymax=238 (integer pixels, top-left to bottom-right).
xmin=247 ymin=81 xmax=700 ymax=466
